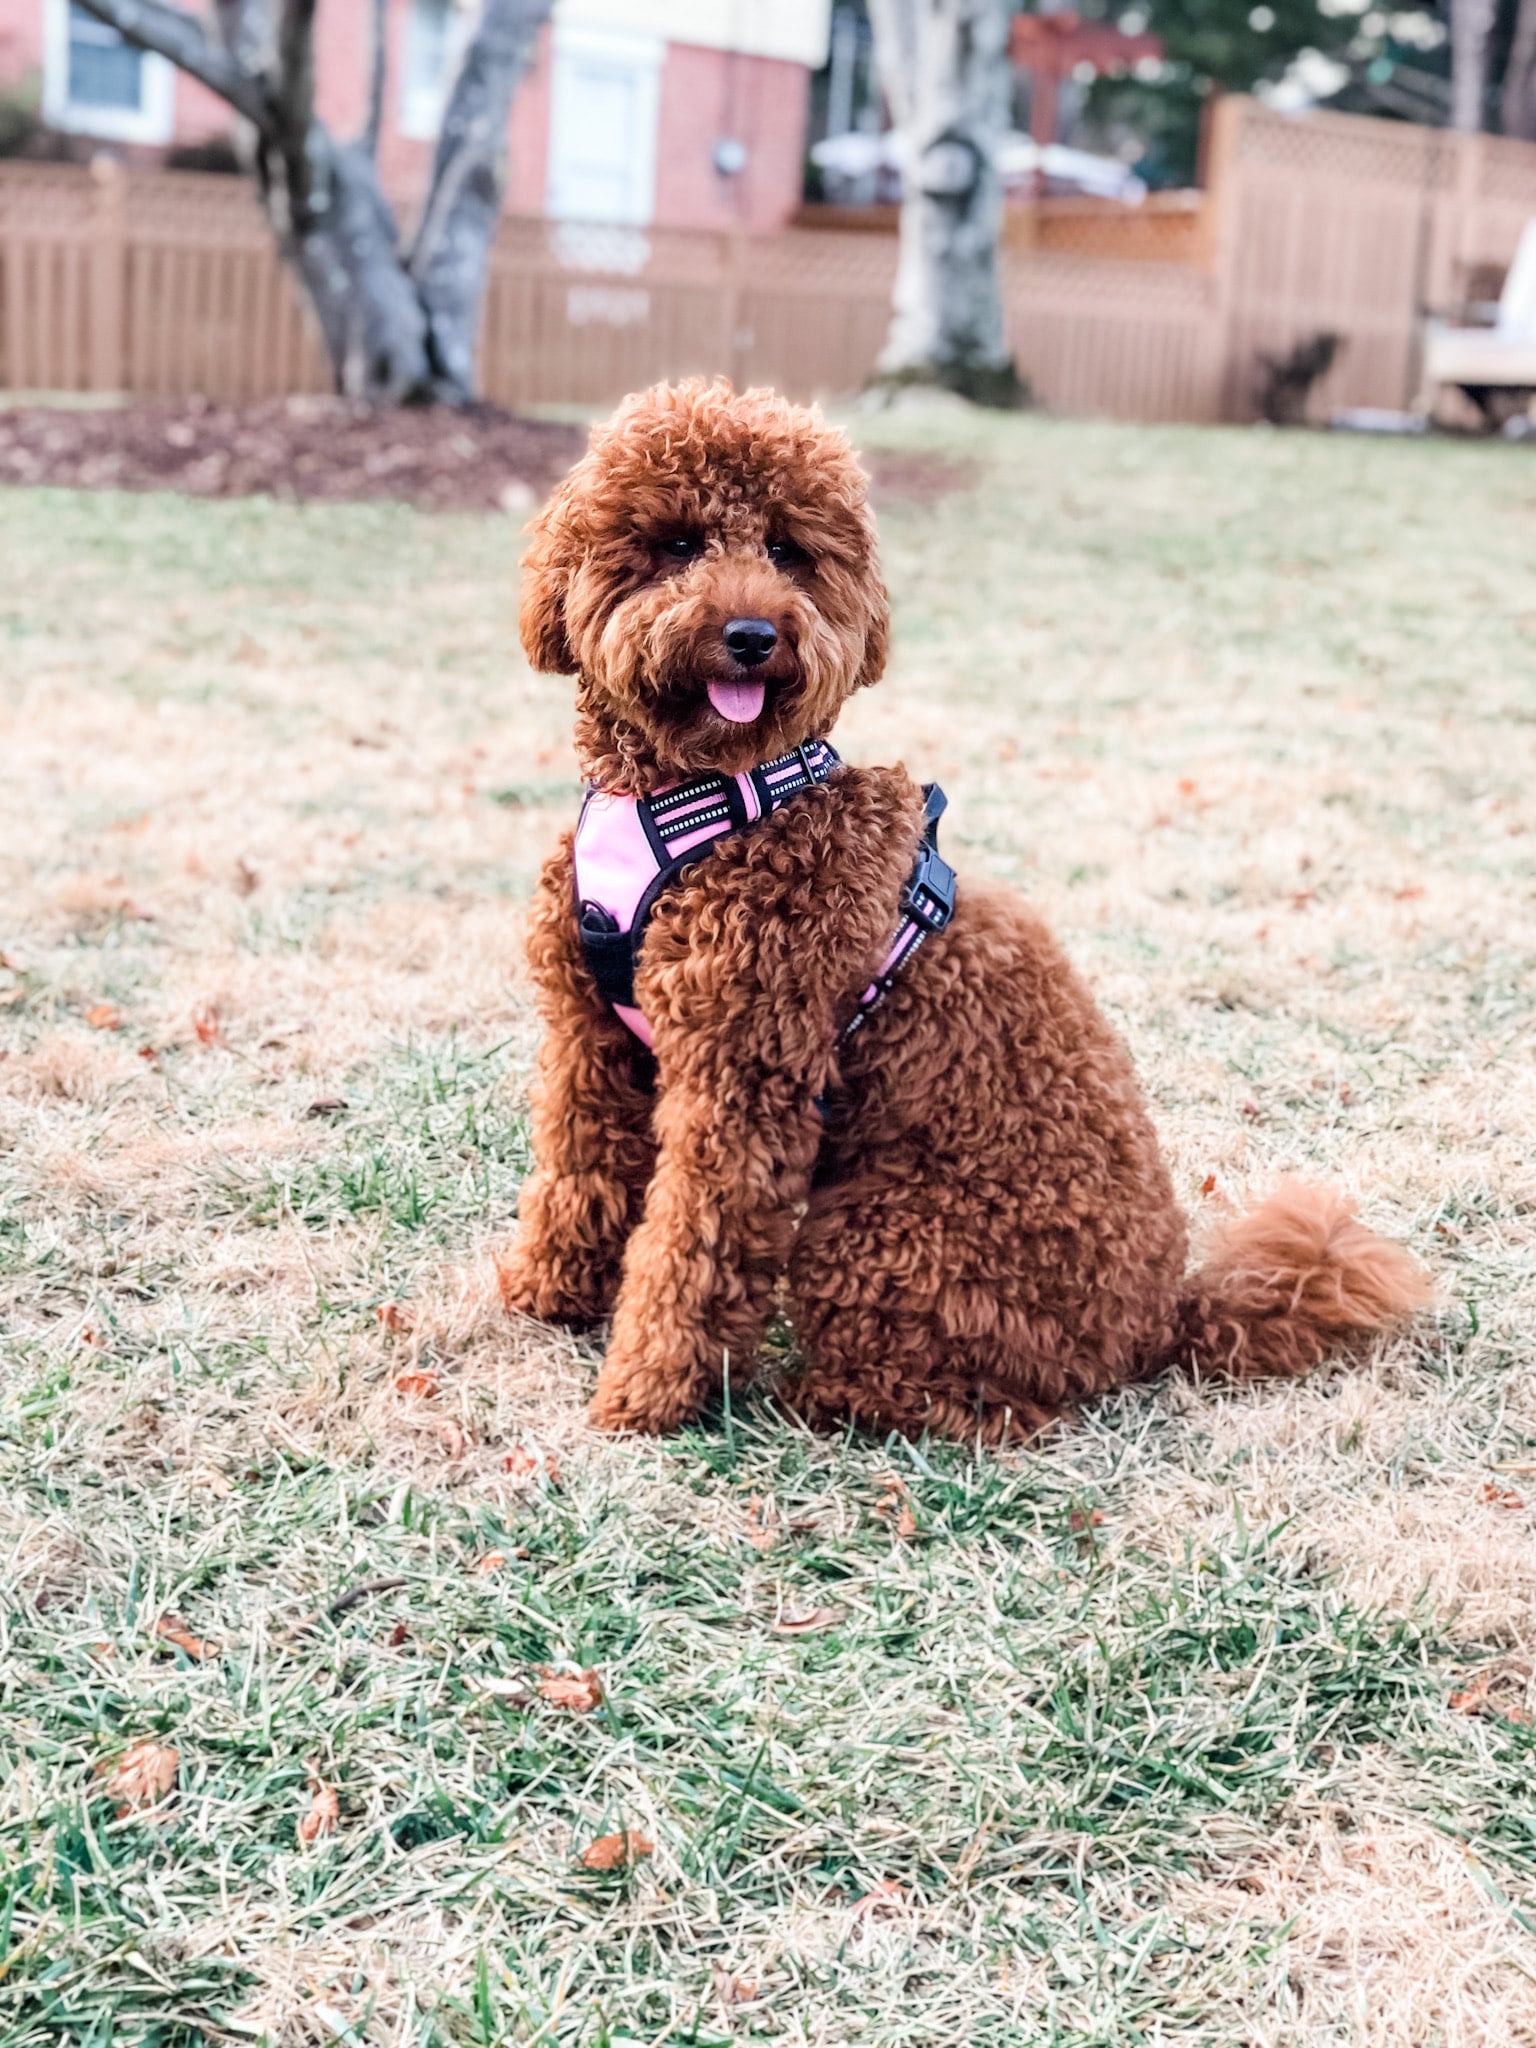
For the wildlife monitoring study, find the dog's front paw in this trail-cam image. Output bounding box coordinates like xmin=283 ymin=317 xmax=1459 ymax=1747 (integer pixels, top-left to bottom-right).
xmin=588 ymin=1351 xmax=706 ymax=1435
xmin=496 ymin=1244 xmax=613 ymax=1329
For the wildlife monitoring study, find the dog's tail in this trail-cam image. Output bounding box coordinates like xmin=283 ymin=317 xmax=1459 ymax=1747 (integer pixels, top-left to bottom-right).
xmin=1142 ymin=1181 xmax=1431 ymax=1386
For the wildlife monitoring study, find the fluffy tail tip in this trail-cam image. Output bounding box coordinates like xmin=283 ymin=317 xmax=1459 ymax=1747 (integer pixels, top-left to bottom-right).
xmin=1180 ymin=1179 xmax=1433 ymax=1382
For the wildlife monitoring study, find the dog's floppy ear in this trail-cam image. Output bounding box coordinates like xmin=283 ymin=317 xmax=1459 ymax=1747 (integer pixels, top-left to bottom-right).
xmin=518 ymin=496 xmax=579 ymax=676
xmin=854 ymin=588 xmax=890 ymax=692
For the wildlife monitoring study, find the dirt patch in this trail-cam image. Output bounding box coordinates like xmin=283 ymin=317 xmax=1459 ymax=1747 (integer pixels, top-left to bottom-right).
xmin=0 ymin=397 xmax=586 ymax=513
xmin=0 ymin=398 xmax=977 ymax=514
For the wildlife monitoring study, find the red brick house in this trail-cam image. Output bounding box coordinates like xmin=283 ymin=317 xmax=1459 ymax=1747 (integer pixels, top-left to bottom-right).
xmin=0 ymin=0 xmax=830 ymax=231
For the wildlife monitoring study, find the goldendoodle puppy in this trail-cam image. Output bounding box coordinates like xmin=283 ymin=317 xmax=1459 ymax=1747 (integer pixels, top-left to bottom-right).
xmin=499 ymin=378 xmax=1427 ymax=1438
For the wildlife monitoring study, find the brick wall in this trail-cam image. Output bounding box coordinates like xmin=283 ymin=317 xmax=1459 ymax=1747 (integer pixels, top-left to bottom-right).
xmin=654 ymin=42 xmax=811 ymax=233
xmin=0 ymin=0 xmax=808 ymax=231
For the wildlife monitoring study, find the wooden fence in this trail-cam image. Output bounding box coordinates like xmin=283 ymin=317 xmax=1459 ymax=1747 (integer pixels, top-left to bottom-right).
xmin=4 ymin=98 xmax=1536 ymax=424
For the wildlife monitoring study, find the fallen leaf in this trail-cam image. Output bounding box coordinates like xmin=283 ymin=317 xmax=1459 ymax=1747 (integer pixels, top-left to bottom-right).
xmin=580 ymin=1827 xmax=654 ymax=1870
xmin=188 ymin=1466 xmax=233 ymax=1496
xmin=153 ymin=1614 xmax=220 ymax=1662
xmin=537 ymin=1667 xmax=603 ymax=1712
xmin=1069 ymin=1508 xmax=1105 ymax=1534
xmin=84 ymin=1002 xmax=123 ymax=1031
xmin=895 ymin=1505 xmax=919 ymax=1540
xmin=233 ymin=858 xmax=260 ymax=897
xmin=192 ymin=1002 xmax=224 ymax=1045
xmin=388 ymin=1621 xmax=409 ymax=1646
xmin=712 ymin=1968 xmax=758 ymax=2007
xmin=439 ymin=1422 xmax=471 ymax=1459
xmin=298 ymin=1776 xmax=339 ymax=1844
xmin=1481 ymin=1481 xmax=1526 ymax=1510
xmin=474 ymin=1551 xmax=507 ymax=1574
xmin=1450 ymin=1670 xmax=1494 ymax=1715
xmin=744 ymin=1495 xmax=778 ymax=1552
xmin=392 ymin=1368 xmax=438 ymax=1399
xmin=304 ymin=1096 xmax=349 ymax=1119
xmin=1200 ymin=1173 xmax=1219 ymax=1198
xmin=501 ymin=1444 xmax=561 ymax=1486
xmin=99 ymin=1739 xmax=178 ymax=1816
xmin=89 ymin=1641 xmax=116 ymax=1660
xmin=772 ymin=1605 xmax=846 ymax=1636
xmin=1393 ymin=885 xmax=1424 ymax=902
xmin=851 ymin=1877 xmax=905 ymax=1920
xmin=378 ymin=1301 xmax=414 ymax=1335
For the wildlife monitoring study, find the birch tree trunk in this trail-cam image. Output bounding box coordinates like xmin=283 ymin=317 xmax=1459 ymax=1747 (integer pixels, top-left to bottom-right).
xmin=866 ymin=0 xmax=1023 ymax=407
xmin=75 ymin=0 xmax=552 ymax=402
xmin=1451 ymin=0 xmax=1495 ymax=131
xmin=1503 ymin=0 xmax=1536 ymax=139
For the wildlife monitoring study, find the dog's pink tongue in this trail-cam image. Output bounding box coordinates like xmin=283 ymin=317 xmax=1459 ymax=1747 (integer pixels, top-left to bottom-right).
xmin=707 ymin=678 xmax=766 ymax=723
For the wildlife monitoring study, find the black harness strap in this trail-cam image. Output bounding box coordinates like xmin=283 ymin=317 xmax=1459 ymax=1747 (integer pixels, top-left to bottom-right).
xmin=575 ymin=756 xmax=956 ymax=1043
xmin=576 ymin=740 xmax=842 ymax=1012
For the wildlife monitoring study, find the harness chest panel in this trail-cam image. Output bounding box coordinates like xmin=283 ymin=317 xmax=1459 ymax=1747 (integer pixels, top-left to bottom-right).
xmin=572 ymin=744 xmax=955 ymax=1051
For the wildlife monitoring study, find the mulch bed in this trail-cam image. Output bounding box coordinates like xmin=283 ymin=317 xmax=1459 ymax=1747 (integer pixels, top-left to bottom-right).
xmin=0 ymin=397 xmax=585 ymax=513
xmin=0 ymin=396 xmax=980 ymax=512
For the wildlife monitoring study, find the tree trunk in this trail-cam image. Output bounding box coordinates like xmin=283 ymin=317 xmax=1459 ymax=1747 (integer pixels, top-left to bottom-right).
xmin=257 ymin=127 xmax=441 ymax=401
xmin=1451 ymin=0 xmax=1495 ymax=132
xmin=866 ymin=0 xmax=1023 ymax=407
xmin=1504 ymin=0 xmax=1536 ymax=138
xmin=74 ymin=0 xmax=552 ymax=404
xmin=409 ymin=0 xmax=548 ymax=400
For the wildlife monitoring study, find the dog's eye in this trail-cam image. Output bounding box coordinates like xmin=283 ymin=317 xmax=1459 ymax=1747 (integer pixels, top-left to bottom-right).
xmin=658 ymin=535 xmax=703 ymax=561
xmin=768 ymin=538 xmax=812 ymax=570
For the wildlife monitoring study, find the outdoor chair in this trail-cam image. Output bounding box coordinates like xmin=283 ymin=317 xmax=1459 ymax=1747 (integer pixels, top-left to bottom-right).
xmin=1422 ymin=218 xmax=1536 ymax=428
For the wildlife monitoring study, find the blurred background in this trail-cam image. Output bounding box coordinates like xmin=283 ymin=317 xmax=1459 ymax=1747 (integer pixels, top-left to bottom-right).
xmin=2 ymin=0 xmax=1536 ymax=448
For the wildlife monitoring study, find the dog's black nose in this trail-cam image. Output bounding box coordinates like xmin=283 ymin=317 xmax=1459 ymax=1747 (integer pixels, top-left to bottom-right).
xmin=723 ymin=618 xmax=777 ymax=668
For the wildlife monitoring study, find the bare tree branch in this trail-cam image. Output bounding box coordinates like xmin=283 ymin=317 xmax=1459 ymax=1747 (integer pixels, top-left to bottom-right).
xmin=1504 ymin=0 xmax=1536 ymax=137
xmin=70 ymin=0 xmax=265 ymax=123
xmin=1451 ymin=0 xmax=1495 ymax=129
xmin=362 ymin=0 xmax=388 ymax=156
xmin=408 ymin=0 xmax=553 ymax=393
xmin=867 ymin=0 xmax=919 ymax=131
xmin=275 ymin=0 xmax=318 ymax=134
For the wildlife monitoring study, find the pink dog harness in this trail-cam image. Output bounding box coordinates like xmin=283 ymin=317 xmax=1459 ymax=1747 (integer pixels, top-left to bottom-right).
xmin=573 ymin=739 xmax=956 ymax=1051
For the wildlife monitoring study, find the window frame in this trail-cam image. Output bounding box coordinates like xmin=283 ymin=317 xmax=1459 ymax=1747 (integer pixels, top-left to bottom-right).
xmin=42 ymin=0 xmax=176 ymax=145
xmin=545 ymin=23 xmax=665 ymax=228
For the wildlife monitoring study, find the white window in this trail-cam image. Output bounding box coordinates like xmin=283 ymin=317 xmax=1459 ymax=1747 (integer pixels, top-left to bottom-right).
xmin=398 ymin=0 xmax=474 ymax=142
xmin=43 ymin=0 xmax=174 ymax=144
xmin=546 ymin=25 xmax=663 ymax=227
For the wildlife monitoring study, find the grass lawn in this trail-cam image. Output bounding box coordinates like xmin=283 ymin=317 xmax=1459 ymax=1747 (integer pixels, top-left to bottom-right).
xmin=3 ymin=412 xmax=1536 ymax=2047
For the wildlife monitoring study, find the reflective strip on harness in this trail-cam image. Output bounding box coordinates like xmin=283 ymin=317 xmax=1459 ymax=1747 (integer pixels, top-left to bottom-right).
xmin=572 ymin=747 xmax=955 ymax=1051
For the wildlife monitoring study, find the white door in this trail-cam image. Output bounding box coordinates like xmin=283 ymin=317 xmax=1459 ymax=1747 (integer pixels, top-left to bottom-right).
xmin=546 ymin=26 xmax=664 ymax=226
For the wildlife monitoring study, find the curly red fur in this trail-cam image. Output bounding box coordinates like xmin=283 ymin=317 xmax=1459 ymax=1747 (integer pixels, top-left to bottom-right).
xmin=504 ymin=378 xmax=1429 ymax=1439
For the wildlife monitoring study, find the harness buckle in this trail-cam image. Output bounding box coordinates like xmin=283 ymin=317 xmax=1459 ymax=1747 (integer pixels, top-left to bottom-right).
xmin=900 ymin=842 xmax=956 ymax=936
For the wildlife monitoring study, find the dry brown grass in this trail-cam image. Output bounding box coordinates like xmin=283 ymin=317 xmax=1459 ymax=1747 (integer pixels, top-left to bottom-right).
xmin=2 ymin=417 xmax=1536 ymax=2045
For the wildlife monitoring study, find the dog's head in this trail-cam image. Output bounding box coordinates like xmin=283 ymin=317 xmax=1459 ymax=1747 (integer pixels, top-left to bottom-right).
xmin=520 ymin=379 xmax=889 ymax=790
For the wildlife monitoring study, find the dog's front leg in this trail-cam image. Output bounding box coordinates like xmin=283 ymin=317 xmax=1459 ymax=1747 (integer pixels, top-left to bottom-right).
xmin=585 ymin=772 xmax=923 ymax=1434
xmin=587 ymin=1060 xmax=824 ymax=1434
xmin=500 ymin=837 xmax=657 ymax=1327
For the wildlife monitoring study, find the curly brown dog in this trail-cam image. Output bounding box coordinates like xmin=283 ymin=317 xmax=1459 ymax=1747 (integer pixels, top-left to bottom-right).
xmin=499 ymin=378 xmax=1428 ymax=1440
